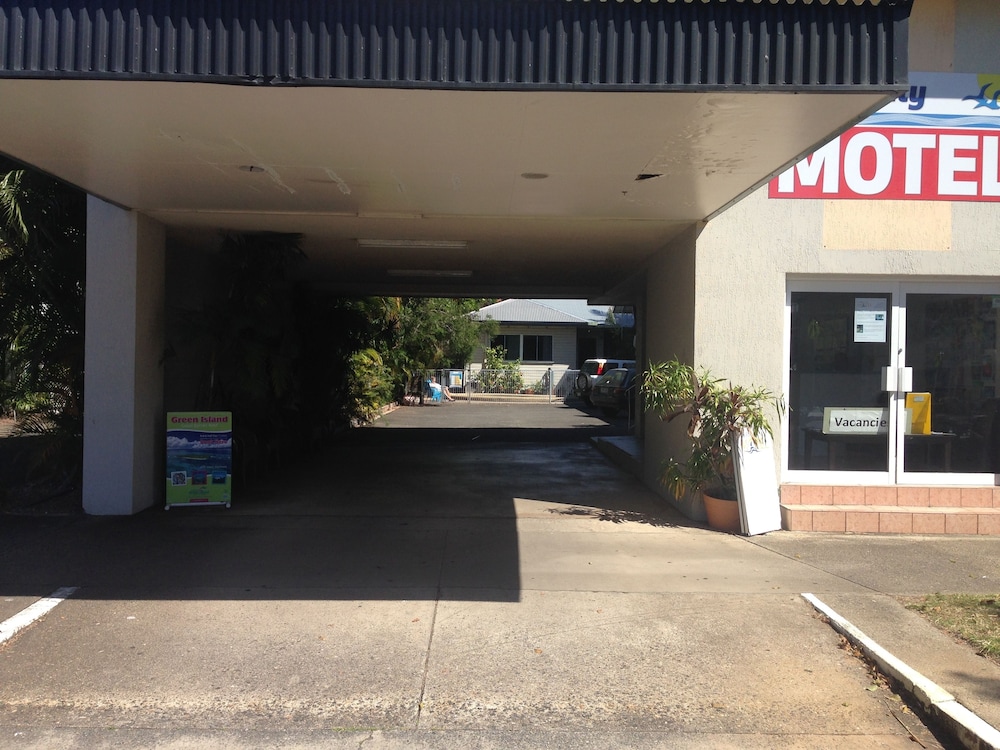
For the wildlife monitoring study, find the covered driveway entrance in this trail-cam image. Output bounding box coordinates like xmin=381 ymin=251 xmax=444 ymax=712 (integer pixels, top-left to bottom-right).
xmin=0 ymin=0 xmax=913 ymax=514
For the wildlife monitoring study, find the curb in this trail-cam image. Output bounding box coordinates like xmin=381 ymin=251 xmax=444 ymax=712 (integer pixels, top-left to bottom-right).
xmin=591 ymin=436 xmax=642 ymax=478
xmin=803 ymin=593 xmax=1000 ymax=750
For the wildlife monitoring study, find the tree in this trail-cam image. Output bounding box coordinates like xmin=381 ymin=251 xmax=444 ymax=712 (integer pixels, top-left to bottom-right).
xmin=179 ymin=232 xmax=309 ymax=479
xmin=294 ymin=294 xmax=401 ymax=428
xmin=190 ymin=232 xmax=305 ymax=413
xmin=0 ymin=160 xmax=86 ymax=500
xmin=0 ymin=161 xmax=86 ymax=435
xmin=173 ymin=249 xmax=500 ymax=480
xmin=394 ymin=298 xmax=497 ymax=394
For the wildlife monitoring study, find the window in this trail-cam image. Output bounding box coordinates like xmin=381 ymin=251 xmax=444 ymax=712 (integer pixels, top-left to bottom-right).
xmin=490 ymin=335 xmax=520 ymax=361
xmin=489 ymin=334 xmax=553 ymax=362
xmin=786 ymin=281 xmax=1000 ymax=482
xmin=522 ymin=335 xmax=553 ymax=362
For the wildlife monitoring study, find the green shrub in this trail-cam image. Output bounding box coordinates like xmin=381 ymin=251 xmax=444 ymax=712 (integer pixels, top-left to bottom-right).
xmin=477 ymin=346 xmax=523 ymax=393
xmin=346 ymin=348 xmax=393 ymax=423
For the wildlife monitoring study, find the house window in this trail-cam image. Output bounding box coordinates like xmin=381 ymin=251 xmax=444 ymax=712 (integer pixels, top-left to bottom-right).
xmin=490 ymin=334 xmax=553 ymax=362
xmin=491 ymin=335 xmax=520 ymax=360
xmin=522 ymin=335 xmax=553 ymax=362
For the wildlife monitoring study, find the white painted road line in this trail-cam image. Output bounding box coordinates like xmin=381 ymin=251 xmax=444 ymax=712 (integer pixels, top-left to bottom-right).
xmin=803 ymin=592 xmax=1000 ymax=750
xmin=0 ymin=587 xmax=79 ymax=646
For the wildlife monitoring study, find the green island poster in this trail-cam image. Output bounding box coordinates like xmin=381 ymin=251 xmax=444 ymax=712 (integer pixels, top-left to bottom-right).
xmin=165 ymin=412 xmax=233 ymax=508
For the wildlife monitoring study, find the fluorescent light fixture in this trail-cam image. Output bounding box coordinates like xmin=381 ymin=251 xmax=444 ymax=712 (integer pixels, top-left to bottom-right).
xmin=358 ymin=239 xmax=468 ymax=250
xmin=386 ymin=269 xmax=473 ymax=278
xmin=356 ymin=212 xmax=424 ymax=220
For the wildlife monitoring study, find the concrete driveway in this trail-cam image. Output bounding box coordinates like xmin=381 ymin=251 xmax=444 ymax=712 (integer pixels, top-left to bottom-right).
xmin=0 ymin=402 xmax=989 ymax=748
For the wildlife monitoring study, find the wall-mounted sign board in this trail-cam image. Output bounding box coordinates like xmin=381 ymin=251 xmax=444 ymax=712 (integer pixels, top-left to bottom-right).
xmin=769 ymin=72 xmax=1000 ymax=204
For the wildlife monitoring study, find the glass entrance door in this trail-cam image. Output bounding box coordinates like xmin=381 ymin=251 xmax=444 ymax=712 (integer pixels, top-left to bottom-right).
xmin=787 ymin=289 xmax=894 ymax=477
xmin=787 ymin=282 xmax=1000 ymax=484
xmin=899 ymin=289 xmax=1000 ymax=481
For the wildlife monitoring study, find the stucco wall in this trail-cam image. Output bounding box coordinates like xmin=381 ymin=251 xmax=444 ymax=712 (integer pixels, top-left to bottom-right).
xmin=909 ymin=0 xmax=954 ymax=72
xmin=954 ymin=0 xmax=1000 ymax=71
xmin=642 ymin=224 xmax=701 ymax=518
xmin=694 ymin=189 xmax=1000 ymax=474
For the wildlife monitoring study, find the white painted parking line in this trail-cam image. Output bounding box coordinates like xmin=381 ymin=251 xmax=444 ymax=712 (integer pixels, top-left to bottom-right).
xmin=0 ymin=587 xmax=78 ymax=646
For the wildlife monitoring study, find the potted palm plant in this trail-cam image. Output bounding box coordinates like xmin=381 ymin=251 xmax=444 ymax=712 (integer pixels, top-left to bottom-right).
xmin=641 ymin=359 xmax=784 ymax=532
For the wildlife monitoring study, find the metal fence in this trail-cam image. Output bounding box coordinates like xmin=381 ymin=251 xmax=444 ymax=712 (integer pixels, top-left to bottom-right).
xmin=425 ymin=367 xmax=569 ymax=404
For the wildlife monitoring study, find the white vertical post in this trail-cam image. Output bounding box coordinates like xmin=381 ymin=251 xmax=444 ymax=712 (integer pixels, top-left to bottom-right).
xmin=82 ymin=197 xmax=165 ymax=515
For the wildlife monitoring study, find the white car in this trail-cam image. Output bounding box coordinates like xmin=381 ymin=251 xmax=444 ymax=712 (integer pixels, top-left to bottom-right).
xmin=574 ymin=358 xmax=636 ymax=404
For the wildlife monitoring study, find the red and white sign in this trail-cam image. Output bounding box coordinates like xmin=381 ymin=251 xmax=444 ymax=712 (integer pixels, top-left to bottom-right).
xmin=770 ymin=73 xmax=1000 ymax=202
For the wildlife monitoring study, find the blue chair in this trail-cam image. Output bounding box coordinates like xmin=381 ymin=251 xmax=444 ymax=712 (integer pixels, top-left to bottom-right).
xmin=425 ymin=380 xmax=444 ymax=403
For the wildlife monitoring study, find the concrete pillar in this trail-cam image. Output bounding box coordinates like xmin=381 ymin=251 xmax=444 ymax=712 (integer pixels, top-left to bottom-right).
xmin=82 ymin=197 xmax=166 ymax=515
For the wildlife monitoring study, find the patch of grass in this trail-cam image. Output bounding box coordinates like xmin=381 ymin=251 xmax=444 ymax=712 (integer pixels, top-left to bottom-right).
xmin=904 ymin=593 xmax=1000 ymax=667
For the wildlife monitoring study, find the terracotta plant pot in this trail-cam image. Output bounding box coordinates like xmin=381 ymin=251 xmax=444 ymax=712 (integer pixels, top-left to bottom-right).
xmin=703 ymin=491 xmax=742 ymax=533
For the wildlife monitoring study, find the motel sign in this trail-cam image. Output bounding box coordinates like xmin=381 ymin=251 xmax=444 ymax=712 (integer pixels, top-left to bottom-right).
xmin=770 ymin=73 xmax=1000 ymax=202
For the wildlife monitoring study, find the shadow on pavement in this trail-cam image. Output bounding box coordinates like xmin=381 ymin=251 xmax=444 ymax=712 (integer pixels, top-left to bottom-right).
xmin=1 ymin=404 xmax=682 ymax=603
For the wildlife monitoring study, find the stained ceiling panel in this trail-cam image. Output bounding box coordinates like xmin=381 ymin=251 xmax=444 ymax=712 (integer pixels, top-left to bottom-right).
xmin=0 ymin=80 xmax=892 ymax=298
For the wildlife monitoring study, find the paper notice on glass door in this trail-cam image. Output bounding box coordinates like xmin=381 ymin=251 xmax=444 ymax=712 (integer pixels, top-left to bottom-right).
xmin=854 ymin=298 xmax=887 ymax=343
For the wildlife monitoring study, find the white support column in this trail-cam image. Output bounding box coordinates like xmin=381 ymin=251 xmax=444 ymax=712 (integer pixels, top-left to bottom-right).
xmin=83 ymin=197 xmax=166 ymax=515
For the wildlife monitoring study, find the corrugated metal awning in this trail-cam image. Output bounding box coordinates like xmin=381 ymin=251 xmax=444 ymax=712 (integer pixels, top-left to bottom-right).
xmin=578 ymin=1 xmax=891 ymax=5
xmin=473 ymin=299 xmax=615 ymax=325
xmin=0 ymin=0 xmax=909 ymax=91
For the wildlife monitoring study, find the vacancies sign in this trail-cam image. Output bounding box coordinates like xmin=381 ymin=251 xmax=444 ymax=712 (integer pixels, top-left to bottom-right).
xmin=769 ymin=73 xmax=1000 ymax=202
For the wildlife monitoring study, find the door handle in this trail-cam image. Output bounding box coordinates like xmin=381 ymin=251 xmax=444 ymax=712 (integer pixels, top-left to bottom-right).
xmin=898 ymin=366 xmax=913 ymax=392
xmin=881 ymin=366 xmax=913 ymax=392
xmin=881 ymin=366 xmax=897 ymax=392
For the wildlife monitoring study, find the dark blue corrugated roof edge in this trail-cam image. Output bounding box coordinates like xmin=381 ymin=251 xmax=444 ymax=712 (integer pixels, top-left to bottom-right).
xmin=0 ymin=0 xmax=910 ymax=89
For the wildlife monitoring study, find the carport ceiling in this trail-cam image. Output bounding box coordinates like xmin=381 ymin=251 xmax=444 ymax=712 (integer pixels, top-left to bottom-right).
xmin=0 ymin=79 xmax=891 ymax=299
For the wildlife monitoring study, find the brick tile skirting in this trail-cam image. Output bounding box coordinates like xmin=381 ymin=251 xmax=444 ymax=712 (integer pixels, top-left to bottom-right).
xmin=780 ymin=503 xmax=1000 ymax=535
xmin=780 ymin=485 xmax=1000 ymax=534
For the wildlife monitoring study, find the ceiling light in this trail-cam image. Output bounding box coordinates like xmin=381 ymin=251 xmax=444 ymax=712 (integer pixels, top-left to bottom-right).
xmin=520 ymin=172 xmax=549 ymax=180
xmin=358 ymin=239 xmax=469 ymax=250
xmin=386 ymin=269 xmax=473 ymax=278
xmin=355 ymin=212 xmax=425 ymax=220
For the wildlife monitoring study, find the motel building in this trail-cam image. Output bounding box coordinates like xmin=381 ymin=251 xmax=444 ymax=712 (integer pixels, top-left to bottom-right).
xmin=708 ymin=1 xmax=1000 ymax=535
xmin=3 ymin=0 xmax=999 ymax=535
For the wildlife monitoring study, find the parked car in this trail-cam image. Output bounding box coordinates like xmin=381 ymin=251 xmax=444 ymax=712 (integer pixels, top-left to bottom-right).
xmin=589 ymin=368 xmax=638 ymax=417
xmin=574 ymin=358 xmax=636 ymax=404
